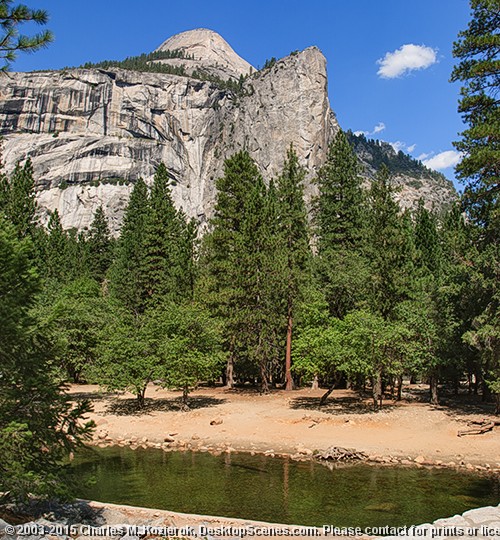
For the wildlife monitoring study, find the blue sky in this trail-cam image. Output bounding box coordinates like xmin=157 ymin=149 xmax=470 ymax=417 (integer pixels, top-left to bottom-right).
xmin=13 ymin=0 xmax=472 ymax=188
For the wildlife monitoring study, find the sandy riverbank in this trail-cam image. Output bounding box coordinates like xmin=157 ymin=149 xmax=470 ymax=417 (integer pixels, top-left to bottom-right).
xmin=69 ymin=383 xmax=500 ymax=469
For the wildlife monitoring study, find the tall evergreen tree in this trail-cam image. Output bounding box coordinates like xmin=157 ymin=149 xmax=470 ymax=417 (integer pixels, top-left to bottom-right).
xmin=451 ymin=0 xmax=500 ymax=235
xmin=366 ymin=165 xmax=412 ymax=406
xmin=314 ymin=130 xmax=369 ymax=318
xmin=0 ymin=218 xmax=93 ymax=501
xmin=87 ymin=205 xmax=113 ymax=283
xmin=204 ymin=151 xmax=277 ymax=389
xmin=1 ymin=158 xmax=37 ymax=239
xmin=367 ymin=164 xmax=410 ymax=321
xmin=414 ymin=200 xmax=442 ymax=276
xmin=315 ymin=130 xmax=365 ymax=250
xmin=44 ymin=210 xmax=68 ymax=281
xmin=109 ymin=178 xmax=150 ymax=315
xmin=276 ymin=145 xmax=310 ymax=390
xmin=451 ymin=0 xmax=500 ymax=413
xmin=142 ymin=163 xmax=193 ymax=304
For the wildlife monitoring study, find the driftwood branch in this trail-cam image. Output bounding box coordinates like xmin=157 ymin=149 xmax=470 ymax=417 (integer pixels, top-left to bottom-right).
xmin=315 ymin=446 xmax=367 ymax=462
xmin=457 ymin=419 xmax=500 ymax=437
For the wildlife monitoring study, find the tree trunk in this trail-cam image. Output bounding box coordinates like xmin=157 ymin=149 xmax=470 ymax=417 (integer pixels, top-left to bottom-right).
xmin=319 ymin=373 xmax=341 ymax=406
xmin=429 ymin=374 xmax=439 ymax=405
xmin=182 ymin=385 xmax=189 ymax=409
xmin=137 ymin=385 xmax=146 ymax=408
xmin=225 ymin=355 xmax=235 ymax=389
xmin=311 ymin=374 xmax=319 ymax=390
xmin=372 ymin=368 xmax=382 ymax=410
xmin=495 ymin=393 xmax=500 ymax=416
xmin=260 ymin=364 xmax=270 ymax=394
xmin=395 ymin=375 xmax=403 ymax=401
xmin=285 ymin=306 xmax=294 ymax=391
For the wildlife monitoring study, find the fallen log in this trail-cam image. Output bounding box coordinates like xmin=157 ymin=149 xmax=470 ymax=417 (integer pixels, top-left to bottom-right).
xmin=457 ymin=419 xmax=500 ymax=437
xmin=315 ymin=446 xmax=368 ymax=462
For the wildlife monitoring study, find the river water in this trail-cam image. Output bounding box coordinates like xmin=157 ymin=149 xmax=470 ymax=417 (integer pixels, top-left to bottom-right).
xmin=72 ymin=447 xmax=500 ymax=527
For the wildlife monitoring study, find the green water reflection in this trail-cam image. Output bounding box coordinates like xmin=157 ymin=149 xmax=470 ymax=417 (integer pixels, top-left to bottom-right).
xmin=72 ymin=447 xmax=499 ymax=527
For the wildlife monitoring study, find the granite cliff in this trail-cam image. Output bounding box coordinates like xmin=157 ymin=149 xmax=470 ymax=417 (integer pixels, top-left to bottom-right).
xmin=0 ymin=28 xmax=455 ymax=233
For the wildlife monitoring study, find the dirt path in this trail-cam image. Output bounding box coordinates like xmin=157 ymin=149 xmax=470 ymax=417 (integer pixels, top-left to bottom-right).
xmin=69 ymin=384 xmax=500 ymax=467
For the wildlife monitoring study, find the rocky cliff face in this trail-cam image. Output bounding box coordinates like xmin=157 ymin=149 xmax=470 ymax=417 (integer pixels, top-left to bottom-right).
xmin=348 ymin=133 xmax=457 ymax=212
xmin=0 ymin=29 xmax=454 ymax=233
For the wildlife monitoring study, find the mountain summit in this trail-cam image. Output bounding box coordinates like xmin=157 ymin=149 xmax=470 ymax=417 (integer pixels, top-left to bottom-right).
xmin=0 ymin=30 xmax=455 ymax=233
xmin=155 ymin=28 xmax=254 ymax=81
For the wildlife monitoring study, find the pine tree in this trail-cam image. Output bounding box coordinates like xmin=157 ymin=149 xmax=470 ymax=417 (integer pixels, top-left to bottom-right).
xmin=109 ymin=178 xmax=149 ymax=315
xmin=315 ymin=130 xmax=365 ymax=250
xmin=414 ymin=200 xmax=442 ymax=276
xmin=365 ymin=165 xmax=412 ymax=407
xmin=367 ymin=164 xmax=410 ymax=321
xmin=314 ymin=130 xmax=369 ymax=318
xmin=205 ymin=151 xmax=276 ymax=389
xmin=142 ymin=163 xmax=192 ymax=304
xmin=399 ymin=204 xmax=447 ymax=405
xmin=451 ymin=0 xmax=500 ymax=413
xmin=276 ymin=145 xmax=310 ymax=390
xmin=2 ymin=158 xmax=37 ymax=239
xmin=0 ymin=0 xmax=53 ymax=71
xmin=0 ymin=217 xmax=93 ymax=501
xmin=87 ymin=205 xmax=113 ymax=283
xmin=451 ymin=0 xmax=500 ymax=235
xmin=44 ymin=210 xmax=68 ymax=281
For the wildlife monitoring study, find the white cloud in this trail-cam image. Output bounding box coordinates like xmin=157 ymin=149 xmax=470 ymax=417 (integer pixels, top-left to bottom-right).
xmin=388 ymin=141 xmax=416 ymax=154
xmin=377 ymin=44 xmax=438 ymax=79
xmin=389 ymin=141 xmax=406 ymax=152
xmin=422 ymin=150 xmax=462 ymax=170
xmin=417 ymin=152 xmax=432 ymax=161
xmin=354 ymin=122 xmax=386 ymax=137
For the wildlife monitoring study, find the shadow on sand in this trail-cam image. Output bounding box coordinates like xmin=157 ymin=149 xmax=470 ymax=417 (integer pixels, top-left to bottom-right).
xmin=104 ymin=395 xmax=227 ymax=416
xmin=289 ymin=395 xmax=395 ymax=415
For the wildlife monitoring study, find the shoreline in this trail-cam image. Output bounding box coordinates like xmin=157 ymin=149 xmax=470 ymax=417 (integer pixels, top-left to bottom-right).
xmin=74 ymin=383 xmax=500 ymax=473
xmin=86 ymin=437 xmax=500 ymax=476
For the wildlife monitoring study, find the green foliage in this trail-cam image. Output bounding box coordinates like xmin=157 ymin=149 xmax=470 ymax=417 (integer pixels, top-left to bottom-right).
xmin=202 ymin=151 xmax=282 ymax=388
xmin=109 ymin=178 xmax=149 ymax=314
xmin=451 ymin=0 xmax=500 ymax=234
xmin=95 ymin=302 xmax=224 ymax=406
xmin=366 ymin=165 xmax=412 ymax=320
xmin=141 ymin=163 xmax=195 ymax=305
xmin=0 ymin=219 xmax=94 ymax=501
xmin=294 ymin=309 xmax=408 ymax=403
xmin=414 ymin=200 xmax=442 ymax=276
xmin=149 ymin=303 xmax=226 ymax=403
xmin=346 ymin=130 xmax=450 ymax=185
xmin=40 ymin=210 xmax=89 ymax=282
xmin=275 ymin=146 xmax=311 ymax=387
xmin=0 ymin=0 xmax=53 ymax=70
xmin=88 ymin=177 xmax=131 ymax=188
xmin=86 ymin=205 xmax=113 ymax=282
xmin=38 ymin=278 xmax=112 ymax=383
xmin=314 ymin=130 xmax=369 ymax=318
xmin=0 ymin=158 xmax=37 ymax=238
xmin=262 ymin=57 xmax=277 ymax=70
xmin=315 ymin=130 xmax=365 ymax=250
xmin=451 ymin=0 xmax=500 ymax=412
xmin=80 ymin=49 xmax=192 ymax=74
